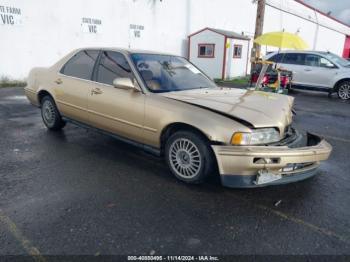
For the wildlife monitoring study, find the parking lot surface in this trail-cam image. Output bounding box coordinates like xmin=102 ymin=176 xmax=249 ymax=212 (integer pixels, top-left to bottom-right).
xmin=0 ymin=87 xmax=350 ymax=256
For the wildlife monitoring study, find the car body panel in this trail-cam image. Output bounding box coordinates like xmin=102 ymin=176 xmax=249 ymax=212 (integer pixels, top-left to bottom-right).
xmin=24 ymin=47 xmax=333 ymax=188
xmin=213 ymin=133 xmax=332 ymax=187
xmin=213 ymin=136 xmax=331 ymax=175
xmin=55 ymin=75 xmax=92 ymax=123
xmin=283 ymin=63 xmax=336 ymax=88
xmin=142 ymin=93 xmax=252 ymax=147
xmin=87 ymin=81 xmax=146 ymax=143
xmin=160 ymin=88 xmax=294 ymax=136
xmin=265 ymin=50 xmax=350 ymax=90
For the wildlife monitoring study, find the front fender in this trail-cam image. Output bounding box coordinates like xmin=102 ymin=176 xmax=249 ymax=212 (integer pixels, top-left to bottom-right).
xmin=143 ymin=94 xmax=252 ymax=148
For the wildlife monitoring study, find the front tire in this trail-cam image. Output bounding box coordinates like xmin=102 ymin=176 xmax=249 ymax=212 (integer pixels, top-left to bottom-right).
xmin=165 ymin=131 xmax=216 ymax=184
xmin=41 ymin=96 xmax=66 ymax=130
xmin=337 ymin=81 xmax=350 ymax=100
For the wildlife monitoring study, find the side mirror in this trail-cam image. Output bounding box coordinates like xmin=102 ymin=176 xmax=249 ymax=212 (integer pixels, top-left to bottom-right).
xmin=326 ymin=64 xmax=337 ymax=69
xmin=113 ymin=78 xmax=141 ymax=92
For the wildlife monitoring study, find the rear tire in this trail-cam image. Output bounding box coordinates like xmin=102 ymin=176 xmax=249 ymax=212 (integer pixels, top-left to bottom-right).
xmin=337 ymin=81 xmax=350 ymax=100
xmin=41 ymin=96 xmax=66 ymax=131
xmin=165 ymin=130 xmax=216 ymax=184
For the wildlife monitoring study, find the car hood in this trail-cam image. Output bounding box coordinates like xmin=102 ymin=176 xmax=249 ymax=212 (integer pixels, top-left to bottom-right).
xmin=160 ymin=87 xmax=294 ymax=135
xmin=338 ymin=66 xmax=350 ymax=74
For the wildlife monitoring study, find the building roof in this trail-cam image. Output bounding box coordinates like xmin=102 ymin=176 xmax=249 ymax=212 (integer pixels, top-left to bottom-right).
xmin=208 ymin=28 xmax=251 ymax=40
xmin=189 ymin=27 xmax=250 ymax=40
xmin=294 ymin=0 xmax=350 ymax=28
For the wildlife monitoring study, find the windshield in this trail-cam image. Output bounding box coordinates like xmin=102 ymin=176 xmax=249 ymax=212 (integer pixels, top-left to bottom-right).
xmin=130 ymin=53 xmax=217 ymax=93
xmin=322 ymin=52 xmax=350 ymax=67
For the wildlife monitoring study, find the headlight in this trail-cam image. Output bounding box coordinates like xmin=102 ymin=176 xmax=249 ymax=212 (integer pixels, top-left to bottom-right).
xmin=231 ymin=128 xmax=280 ymax=145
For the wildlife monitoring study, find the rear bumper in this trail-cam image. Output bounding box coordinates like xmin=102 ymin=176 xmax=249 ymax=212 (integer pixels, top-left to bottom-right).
xmin=24 ymin=87 xmax=40 ymax=107
xmin=211 ymin=132 xmax=332 ymax=188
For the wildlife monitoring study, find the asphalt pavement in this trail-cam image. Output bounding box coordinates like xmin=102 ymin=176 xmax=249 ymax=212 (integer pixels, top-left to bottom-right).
xmin=0 ymin=87 xmax=350 ymax=257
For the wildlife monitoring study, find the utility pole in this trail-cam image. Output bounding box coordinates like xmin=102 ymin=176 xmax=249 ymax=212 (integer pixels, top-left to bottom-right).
xmin=252 ymin=0 xmax=266 ymax=61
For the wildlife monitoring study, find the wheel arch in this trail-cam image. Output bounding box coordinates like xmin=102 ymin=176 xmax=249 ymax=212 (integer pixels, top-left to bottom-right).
xmin=159 ymin=122 xmax=219 ymax=156
xmin=37 ymin=90 xmax=54 ymax=106
xmin=333 ymin=78 xmax=350 ymax=91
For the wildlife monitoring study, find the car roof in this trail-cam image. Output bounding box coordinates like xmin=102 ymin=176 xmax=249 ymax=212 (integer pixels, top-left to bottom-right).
xmin=267 ymin=50 xmax=332 ymax=56
xmin=73 ymin=47 xmax=176 ymax=56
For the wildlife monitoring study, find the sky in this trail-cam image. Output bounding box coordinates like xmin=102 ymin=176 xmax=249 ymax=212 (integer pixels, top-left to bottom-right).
xmin=302 ymin=0 xmax=350 ymax=26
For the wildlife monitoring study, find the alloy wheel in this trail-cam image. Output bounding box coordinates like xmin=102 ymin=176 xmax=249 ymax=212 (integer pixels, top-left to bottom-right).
xmin=168 ymin=138 xmax=202 ymax=179
xmin=42 ymin=100 xmax=56 ymax=127
xmin=338 ymin=83 xmax=350 ymax=100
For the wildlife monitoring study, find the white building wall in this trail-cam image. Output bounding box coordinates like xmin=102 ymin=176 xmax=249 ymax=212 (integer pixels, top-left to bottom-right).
xmin=263 ymin=5 xmax=317 ymax=53
xmin=0 ymin=0 xmax=192 ymax=79
xmin=0 ymin=0 xmax=258 ymax=79
xmin=227 ymin=39 xmax=250 ymax=78
xmin=187 ymin=0 xmax=256 ymax=39
xmin=0 ymin=0 xmax=349 ymax=79
xmin=189 ymin=30 xmax=224 ymax=79
xmin=266 ymin=0 xmax=350 ymax=36
xmin=264 ymin=0 xmax=349 ymax=56
xmin=315 ymin=27 xmax=346 ymax=56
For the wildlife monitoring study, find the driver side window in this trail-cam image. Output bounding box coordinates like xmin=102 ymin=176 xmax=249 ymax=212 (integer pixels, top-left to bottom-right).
xmin=319 ymin=57 xmax=336 ymax=68
xmin=96 ymin=51 xmax=133 ymax=85
xmin=304 ymin=54 xmax=335 ymax=68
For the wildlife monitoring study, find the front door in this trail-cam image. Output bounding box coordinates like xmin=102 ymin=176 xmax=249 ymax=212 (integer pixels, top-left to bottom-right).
xmin=278 ymin=53 xmax=336 ymax=89
xmin=55 ymin=50 xmax=99 ymax=123
xmin=297 ymin=54 xmax=336 ymax=89
xmin=88 ymin=51 xmax=145 ymax=143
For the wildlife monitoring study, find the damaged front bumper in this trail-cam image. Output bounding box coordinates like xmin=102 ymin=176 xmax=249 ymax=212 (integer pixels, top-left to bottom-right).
xmin=211 ymin=132 xmax=332 ymax=188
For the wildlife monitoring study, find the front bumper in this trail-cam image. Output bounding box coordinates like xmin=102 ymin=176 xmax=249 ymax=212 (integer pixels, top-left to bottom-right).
xmin=211 ymin=132 xmax=332 ymax=188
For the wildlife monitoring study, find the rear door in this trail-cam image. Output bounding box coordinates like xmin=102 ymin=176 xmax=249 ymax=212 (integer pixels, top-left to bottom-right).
xmin=277 ymin=53 xmax=306 ymax=86
xmin=268 ymin=53 xmax=305 ymax=85
xmin=271 ymin=53 xmax=336 ymax=88
xmin=56 ymin=50 xmax=99 ymax=123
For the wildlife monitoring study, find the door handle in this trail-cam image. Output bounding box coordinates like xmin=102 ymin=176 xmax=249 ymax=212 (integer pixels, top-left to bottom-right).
xmin=304 ymin=68 xmax=312 ymax=72
xmin=91 ymin=88 xmax=103 ymax=95
xmin=55 ymin=78 xmax=63 ymax=84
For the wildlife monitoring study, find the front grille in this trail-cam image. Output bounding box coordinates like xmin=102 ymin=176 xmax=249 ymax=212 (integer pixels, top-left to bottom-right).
xmin=280 ymin=162 xmax=315 ymax=176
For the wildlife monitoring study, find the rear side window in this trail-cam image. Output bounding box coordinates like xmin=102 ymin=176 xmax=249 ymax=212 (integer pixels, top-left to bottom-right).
xmin=61 ymin=50 xmax=99 ymax=80
xmin=304 ymin=54 xmax=320 ymax=66
xmin=268 ymin=53 xmax=283 ymax=63
xmin=96 ymin=51 xmax=132 ymax=85
xmin=281 ymin=53 xmax=305 ymax=65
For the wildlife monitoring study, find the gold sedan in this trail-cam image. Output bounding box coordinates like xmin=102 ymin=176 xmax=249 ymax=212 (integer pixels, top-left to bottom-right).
xmin=24 ymin=48 xmax=332 ymax=188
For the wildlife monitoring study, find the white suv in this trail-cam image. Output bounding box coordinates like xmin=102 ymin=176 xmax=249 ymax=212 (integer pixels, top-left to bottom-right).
xmin=265 ymin=51 xmax=350 ymax=100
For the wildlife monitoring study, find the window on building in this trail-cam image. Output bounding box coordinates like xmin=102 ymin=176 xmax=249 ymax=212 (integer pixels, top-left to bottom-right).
xmin=233 ymin=45 xmax=242 ymax=58
xmin=96 ymin=51 xmax=133 ymax=85
xmin=198 ymin=44 xmax=215 ymax=58
xmin=61 ymin=50 xmax=99 ymax=80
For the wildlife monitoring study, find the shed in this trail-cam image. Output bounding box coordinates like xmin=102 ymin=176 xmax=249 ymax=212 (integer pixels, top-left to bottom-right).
xmin=188 ymin=27 xmax=250 ymax=80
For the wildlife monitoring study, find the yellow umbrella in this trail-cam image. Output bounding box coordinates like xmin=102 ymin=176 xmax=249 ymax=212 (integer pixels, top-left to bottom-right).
xmin=254 ymin=31 xmax=308 ymax=50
